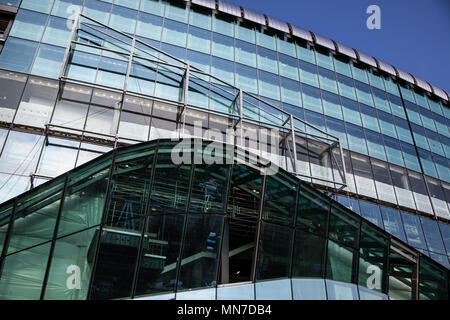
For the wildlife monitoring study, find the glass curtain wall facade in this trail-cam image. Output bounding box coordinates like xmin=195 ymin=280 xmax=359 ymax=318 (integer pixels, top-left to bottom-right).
xmin=0 ymin=0 xmax=449 ymax=297
xmin=0 ymin=139 xmax=448 ymax=300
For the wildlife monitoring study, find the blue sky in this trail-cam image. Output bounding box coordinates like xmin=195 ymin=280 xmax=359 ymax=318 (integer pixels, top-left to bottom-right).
xmin=232 ymin=0 xmax=450 ymax=93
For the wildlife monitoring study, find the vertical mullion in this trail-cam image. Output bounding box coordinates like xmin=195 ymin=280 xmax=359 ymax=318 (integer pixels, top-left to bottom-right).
xmin=39 ymin=174 xmax=68 ymax=300
xmin=130 ymin=140 xmax=160 ymax=299
xmin=174 ymin=141 xmax=197 ymax=297
xmin=0 ymin=200 xmax=16 ymax=277
xmin=86 ymin=149 xmax=117 ymax=300
xmin=250 ymin=169 xmax=266 ymax=283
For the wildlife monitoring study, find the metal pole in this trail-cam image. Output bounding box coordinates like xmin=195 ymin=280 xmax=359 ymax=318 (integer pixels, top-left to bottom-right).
xmin=290 ymin=115 xmax=298 ymax=174
xmin=59 ymin=13 xmax=79 ymax=80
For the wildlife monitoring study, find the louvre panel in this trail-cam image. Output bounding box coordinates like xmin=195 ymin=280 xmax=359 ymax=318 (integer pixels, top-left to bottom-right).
xmin=375 ymin=59 xmax=396 ymax=76
xmin=431 ymin=85 xmax=449 ymax=101
xmin=412 ymin=76 xmax=432 ymax=93
xmin=394 ymin=67 xmax=415 ymax=84
xmin=191 ymin=0 xmax=216 ymax=9
xmin=335 ymin=42 xmax=357 ymax=59
xmin=266 ymin=15 xmax=290 ymax=33
xmin=355 ymin=50 xmax=377 ymax=68
xmin=242 ymin=7 xmax=266 ymax=25
xmin=217 ymin=0 xmax=241 ymax=17
xmin=312 ymin=32 xmax=335 ymax=51
xmin=291 ymin=24 xmax=313 ymax=42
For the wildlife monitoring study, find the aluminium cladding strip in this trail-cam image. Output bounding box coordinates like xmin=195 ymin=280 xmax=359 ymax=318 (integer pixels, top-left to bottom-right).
xmin=185 ymin=0 xmax=449 ymax=101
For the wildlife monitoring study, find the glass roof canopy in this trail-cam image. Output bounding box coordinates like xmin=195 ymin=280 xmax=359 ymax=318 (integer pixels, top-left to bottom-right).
xmin=53 ymin=13 xmax=347 ymax=192
xmin=0 ymin=138 xmax=448 ymax=300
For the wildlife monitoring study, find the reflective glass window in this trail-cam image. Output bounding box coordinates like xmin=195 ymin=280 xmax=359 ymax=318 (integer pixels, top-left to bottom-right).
xmin=235 ymin=63 xmax=257 ymax=94
xmin=0 ymin=37 xmax=38 ymax=73
xmin=358 ymin=201 xmax=383 ymax=228
xmin=277 ymin=38 xmax=296 ymax=58
xmin=341 ymin=97 xmax=361 ymax=126
xmin=256 ymin=222 xmax=292 ymax=281
xmin=0 ymin=242 xmax=51 ymax=300
xmin=280 ymin=77 xmax=301 ymax=107
xmin=141 ymin=0 xmax=165 ymax=17
xmin=401 ymin=211 xmax=427 ymax=250
xmin=299 ymin=60 xmax=318 ymax=87
xmin=235 ymin=39 xmax=256 ymax=68
xmin=346 ymin=123 xmax=367 ymax=155
xmin=14 ymin=77 xmax=58 ymax=128
xmin=292 ymin=279 xmax=327 ymax=300
xmin=360 ymin=104 xmax=380 ymax=132
xmin=322 ymin=91 xmax=342 ymax=120
xmin=419 ymin=257 xmax=449 ymax=300
xmin=9 ymin=9 xmax=47 ymax=42
xmin=355 ymin=81 xmax=374 ymax=107
xmin=83 ymin=0 xmax=111 ymax=24
xmin=315 ymin=49 xmax=333 ymax=70
xmin=372 ymin=87 xmax=391 ymax=113
xmin=380 ymin=207 xmax=406 ymax=242
xmin=333 ymin=57 xmax=351 ymax=77
xmin=109 ymin=5 xmax=137 ymax=34
xmin=162 ymin=19 xmax=187 ymax=47
xmin=257 ymin=46 xmax=278 ymax=74
xmin=42 ymin=16 xmax=71 ymax=48
xmin=235 ymin=25 xmax=255 ymax=44
xmin=336 ymin=74 xmax=356 ymax=100
xmin=420 ymin=217 xmax=446 ymax=254
xmin=378 ymin=110 xmax=397 ymax=138
xmin=393 ymin=116 xmax=413 ymax=144
xmin=400 ymin=141 xmax=421 ymax=172
xmin=301 ymin=83 xmax=322 ymax=113
xmin=318 ymin=67 xmax=338 ymax=94
xmin=263 ymin=172 xmax=297 ymax=225
xmin=217 ymin=284 xmax=255 ymax=300
xmin=0 ymin=130 xmax=41 ymax=175
xmin=256 ymin=32 xmax=276 ymax=51
xmin=258 ymin=70 xmax=280 ymax=101
xmin=351 ymin=64 xmax=368 ymax=84
xmin=365 ymin=130 xmax=386 ymax=161
xmin=292 ymin=230 xmax=326 ymax=278
xmin=165 ymin=2 xmax=188 ymax=23
xmin=187 ymin=25 xmax=211 ymax=54
xmin=44 ymin=228 xmax=99 ymax=300
xmin=255 ymin=279 xmax=292 ymax=300
xmin=358 ymin=223 xmax=389 ymax=294
xmin=211 ymin=32 xmax=234 ymax=61
xmin=388 ymin=94 xmax=406 ymax=119
xmin=0 ymin=71 xmax=27 ymax=123
xmin=296 ymin=44 xmax=315 ymax=64
xmin=31 ymin=44 xmax=65 ymax=79
xmin=21 ymin=0 xmax=54 ymax=13
xmin=51 ymin=0 xmax=83 ymax=18
xmin=136 ymin=12 xmax=163 ymax=41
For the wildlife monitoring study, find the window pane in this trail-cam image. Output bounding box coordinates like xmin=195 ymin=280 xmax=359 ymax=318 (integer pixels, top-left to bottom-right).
xmin=14 ymin=77 xmax=58 ymax=128
xmin=211 ymin=33 xmax=234 ymax=61
xmin=83 ymin=0 xmax=111 ymax=24
xmin=162 ymin=20 xmax=187 ymax=47
xmin=42 ymin=16 xmax=71 ymax=47
xmin=292 ymin=230 xmax=326 ymax=278
xmin=380 ymin=207 xmax=406 ymax=242
xmin=0 ymin=71 xmax=27 ymax=123
xmin=315 ymin=50 xmax=333 ymax=70
xmin=299 ymin=61 xmax=318 ymax=87
xmin=235 ymin=63 xmax=257 ymax=94
xmin=57 ymin=158 xmax=111 ymax=237
xmin=326 ymin=280 xmax=359 ymax=300
xmin=177 ymin=214 xmax=223 ymax=291
xmin=359 ymin=201 xmax=383 ymax=228
xmin=31 ymin=44 xmax=65 ymax=79
xmin=301 ymin=84 xmax=322 ymax=113
xmin=0 ymin=131 xmax=41 ymax=174
xmin=420 ymin=217 xmax=446 ymax=254
xmin=419 ymin=257 xmax=449 ymax=300
xmin=0 ymin=242 xmax=51 ymax=300
xmin=52 ymin=0 xmax=83 ymax=18
xmin=326 ymin=239 xmax=357 ymax=283
xmin=256 ymin=222 xmax=292 ymax=281
xmin=263 ymin=172 xmax=297 ymax=225
xmin=235 ymin=39 xmax=256 ymax=68
xmin=318 ymin=67 xmax=338 ymax=94
xmin=9 ymin=9 xmax=47 ymax=42
xmin=217 ymin=283 xmax=255 ymax=300
xmin=109 ymin=5 xmax=138 ymax=34
xmin=401 ymin=211 xmax=427 ymax=250
xmin=187 ymin=26 xmax=211 ymax=54
xmin=258 ymin=70 xmax=280 ymax=101
xmin=257 ymin=47 xmax=278 ymax=74
xmin=44 ymin=228 xmax=99 ymax=300
xmin=136 ymin=12 xmax=163 ymax=41
xmin=135 ymin=214 xmax=185 ymax=296
xmin=90 ymin=215 xmax=145 ymax=299
xmin=0 ymin=37 xmax=39 ymax=73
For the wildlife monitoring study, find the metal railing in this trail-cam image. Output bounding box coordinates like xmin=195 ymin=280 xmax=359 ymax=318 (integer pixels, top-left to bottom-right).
xmin=56 ymin=13 xmax=347 ymax=191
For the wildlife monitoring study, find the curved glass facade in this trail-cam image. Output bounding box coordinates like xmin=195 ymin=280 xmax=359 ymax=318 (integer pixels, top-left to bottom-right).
xmin=0 ymin=0 xmax=449 ymax=299
xmin=0 ymin=139 xmax=448 ymax=300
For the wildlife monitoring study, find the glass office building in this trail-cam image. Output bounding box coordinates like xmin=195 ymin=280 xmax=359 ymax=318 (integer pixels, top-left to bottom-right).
xmin=0 ymin=0 xmax=448 ymax=300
